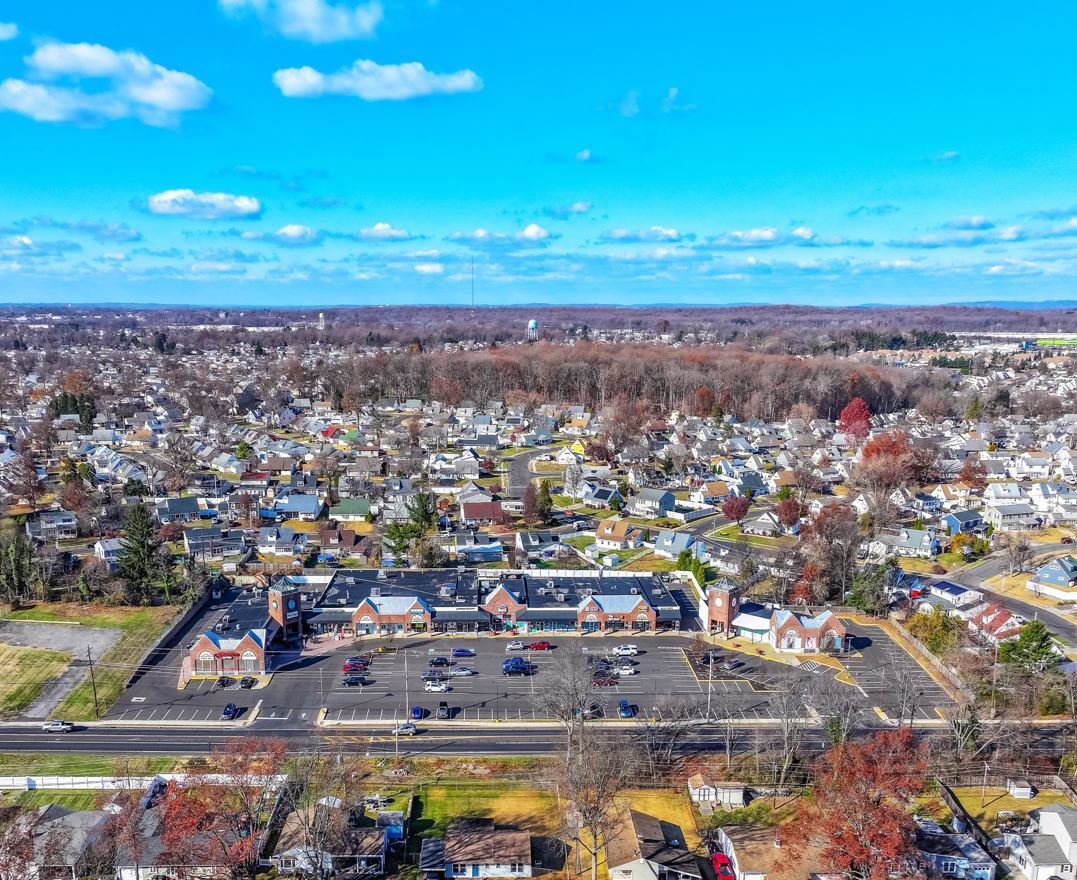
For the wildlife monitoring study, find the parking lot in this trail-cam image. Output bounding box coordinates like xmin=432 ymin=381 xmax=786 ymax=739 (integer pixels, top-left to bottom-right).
xmin=113 ymin=614 xmax=954 ymax=727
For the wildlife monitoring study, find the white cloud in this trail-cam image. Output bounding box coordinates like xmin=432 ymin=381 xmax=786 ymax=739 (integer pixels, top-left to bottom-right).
xmin=599 ymin=226 xmax=687 ymax=244
xmin=516 ymin=223 xmax=550 ymax=243
xmin=0 ymin=22 xmax=17 ymax=41
xmin=272 ymin=224 xmax=322 ymax=246
xmin=273 ymin=58 xmax=482 ymax=101
xmin=889 ymin=226 xmax=1026 ymax=249
xmin=945 ymin=215 xmax=994 ymax=231
xmin=0 ymin=41 xmax=211 ymax=127
xmin=0 ymin=234 xmax=81 ymax=259
xmin=447 ymin=225 xmax=555 ymax=248
xmin=542 ymin=201 xmax=592 ymax=220
xmin=711 ymin=226 xmax=781 ymax=247
xmin=147 ymin=189 xmax=262 ymax=220
xmin=414 ymin=262 xmax=443 ymax=275
xmin=575 ymin=148 xmax=594 ymax=163
xmin=220 ymin=0 xmax=382 ymax=42
xmin=984 ymin=260 xmax=1040 ymax=276
xmin=934 ymin=149 xmax=961 ymax=162
xmin=619 ymin=91 xmax=639 ymax=118
xmin=706 ymin=226 xmax=870 ymax=250
xmin=358 ymin=221 xmax=411 ymax=241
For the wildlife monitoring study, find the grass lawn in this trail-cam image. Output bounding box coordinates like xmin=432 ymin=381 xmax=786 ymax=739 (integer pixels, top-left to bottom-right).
xmin=609 ymin=547 xmax=649 ymax=567
xmin=497 ymin=446 xmax=532 ymax=458
xmin=619 ymin=553 xmax=677 ymax=573
xmin=1 ymin=789 xmax=102 ymax=810
xmin=5 ymin=603 xmax=180 ymax=721
xmin=710 ymin=524 xmax=794 ymax=549
xmin=949 ymin=786 xmax=1072 ymax=835
xmin=410 ymin=782 xmax=561 ymax=840
xmin=532 ymin=462 xmax=562 ymax=474
xmin=0 ymin=643 xmax=72 ymax=718
xmin=0 ymin=752 xmax=182 ymax=776
xmin=279 ymin=519 xmax=322 ymax=533
xmin=553 ymin=495 xmax=575 ymax=508
xmin=1034 ymin=527 xmax=1075 ymax=544
xmin=617 ymin=789 xmax=703 ymax=850
xmin=564 ymin=535 xmax=595 ymax=551
xmin=898 ymin=558 xmax=948 ymax=575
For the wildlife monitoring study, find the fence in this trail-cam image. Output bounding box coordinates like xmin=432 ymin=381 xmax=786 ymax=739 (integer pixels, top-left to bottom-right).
xmin=936 ymin=781 xmax=997 ymax=854
xmin=888 ymin=616 xmax=971 ymax=699
xmin=124 ymin=589 xmax=212 ymax=689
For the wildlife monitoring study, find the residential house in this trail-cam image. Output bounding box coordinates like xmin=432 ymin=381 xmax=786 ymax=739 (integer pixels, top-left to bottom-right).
xmin=258 ymin=527 xmax=307 ymax=556
xmin=154 ymin=495 xmax=206 ymax=523
xmin=329 ymin=497 xmax=372 ymax=522
xmin=460 ymin=500 xmax=506 ymax=526
xmin=25 ymin=509 xmax=78 ymax=542
xmin=94 ymin=537 xmax=123 ymax=572
xmin=652 ymin=529 xmax=698 ymax=560
xmin=914 ymin=817 xmax=995 ymax=880
xmin=580 ymin=484 xmax=624 ymax=510
xmin=270 ymin=798 xmax=388 ymax=877
xmin=440 ymin=818 xmax=532 ymax=879
xmin=1027 ymin=555 xmax=1077 ymax=600
xmin=184 ymin=526 xmax=245 ymax=560
xmin=969 ymin=601 xmax=1026 ymax=645
xmin=606 ymin=810 xmax=707 ymax=880
xmin=629 ymin=487 xmax=676 ymax=519
xmin=942 ymin=509 xmax=986 ymax=536
xmin=595 ymin=519 xmax=642 ymax=551
xmin=317 ymin=528 xmax=365 ymax=559
xmin=691 ymin=480 xmax=730 ymax=506
xmin=869 ymin=527 xmax=944 ymax=560
xmin=516 ymin=531 xmax=562 ymax=558
xmin=1003 ymin=804 xmax=1077 ymax=880
xmin=984 ymin=503 xmax=1041 ymax=532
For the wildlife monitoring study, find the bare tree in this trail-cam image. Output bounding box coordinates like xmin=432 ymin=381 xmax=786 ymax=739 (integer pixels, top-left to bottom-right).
xmin=769 ymin=684 xmax=807 ymax=789
xmin=997 ymin=531 xmax=1033 ymax=576
xmin=632 ymin=696 xmax=694 ymax=780
xmin=557 ymin=732 xmax=632 ymax=880
xmin=163 ymin=432 xmax=198 ymax=489
xmin=535 ymin=646 xmax=598 ymax=759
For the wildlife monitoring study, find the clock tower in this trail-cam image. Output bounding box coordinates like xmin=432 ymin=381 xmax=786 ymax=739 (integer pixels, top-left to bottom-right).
xmin=706 ymin=578 xmax=742 ymax=636
xmin=268 ymin=585 xmax=303 ymax=640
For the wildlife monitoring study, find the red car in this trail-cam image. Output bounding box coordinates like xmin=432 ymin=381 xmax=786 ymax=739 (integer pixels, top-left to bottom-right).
xmin=528 ymin=641 xmax=552 ymax=651
xmin=593 ymin=676 xmax=617 ymax=687
xmin=342 ymin=661 xmax=364 ymax=672
xmin=711 ymin=852 xmax=735 ymax=880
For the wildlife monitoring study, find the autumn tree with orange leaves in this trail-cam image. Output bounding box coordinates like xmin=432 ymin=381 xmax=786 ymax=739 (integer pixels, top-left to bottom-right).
xmin=789 ymin=728 xmax=927 ymax=880
xmin=156 ymin=737 xmax=289 ymax=878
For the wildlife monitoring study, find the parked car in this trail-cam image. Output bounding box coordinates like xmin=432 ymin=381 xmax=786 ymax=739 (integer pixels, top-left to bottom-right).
xmin=448 ymin=666 xmax=475 ymax=677
xmin=614 ymin=665 xmax=637 ymax=676
xmin=618 ymin=699 xmax=635 ymax=719
xmin=221 ymin=703 xmax=239 ymax=720
xmin=392 ymin=722 xmax=418 ymax=736
xmin=341 ymin=675 xmax=366 ymax=687
xmin=425 ymin=680 xmax=450 ymax=693
xmin=342 ymin=661 xmax=365 ymax=672
xmin=429 ymin=656 xmax=450 ymax=668
xmin=502 ymin=657 xmax=533 ymax=676
xmin=612 ymin=644 xmax=638 ymax=657
xmin=1064 ymin=537 xmax=1075 ymax=545
xmin=528 ymin=641 xmax=553 ymax=651
xmin=436 ymin=701 xmax=451 ymax=720
xmin=451 ymin=647 xmax=475 ymax=658
xmin=593 ymin=675 xmax=617 ymax=687
xmin=420 ymin=671 xmax=445 ymax=682
xmin=410 ymin=705 xmax=425 ymax=720
xmin=239 ymin=676 xmax=257 ymax=689
xmin=574 ymin=702 xmax=603 ymax=719
xmin=216 ymin=676 xmax=236 ymax=688
xmin=41 ymin=720 xmax=73 ymax=733
xmin=711 ymin=852 xmax=735 ymax=880
xmin=505 ymin=641 xmax=526 ymax=652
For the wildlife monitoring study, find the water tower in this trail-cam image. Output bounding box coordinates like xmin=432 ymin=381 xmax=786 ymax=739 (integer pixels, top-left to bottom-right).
xmin=526 ymin=318 xmax=539 ymax=341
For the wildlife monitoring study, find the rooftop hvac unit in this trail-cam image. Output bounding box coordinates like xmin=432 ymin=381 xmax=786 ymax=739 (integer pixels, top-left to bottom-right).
xmin=630 ymin=587 xmax=639 ymax=595
xmin=371 ymin=586 xmax=381 ymax=597
xmin=556 ymin=593 xmax=567 ymax=602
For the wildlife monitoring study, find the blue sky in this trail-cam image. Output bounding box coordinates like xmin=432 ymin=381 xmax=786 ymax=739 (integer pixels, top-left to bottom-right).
xmin=1 ymin=1 xmax=1076 ymax=307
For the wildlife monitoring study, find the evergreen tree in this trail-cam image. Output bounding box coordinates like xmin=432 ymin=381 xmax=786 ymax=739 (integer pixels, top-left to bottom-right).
xmin=999 ymin=619 xmax=1056 ymax=672
xmin=406 ymin=492 xmax=436 ymax=532
xmin=536 ymin=480 xmax=554 ymax=524
xmin=0 ymin=533 xmax=34 ymax=607
xmin=118 ymin=504 xmax=163 ymax=605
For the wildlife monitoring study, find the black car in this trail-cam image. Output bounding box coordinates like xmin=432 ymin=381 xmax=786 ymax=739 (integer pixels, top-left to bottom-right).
xmin=429 ymin=656 xmax=450 ymax=668
xmin=216 ymin=676 xmax=236 ymax=689
xmin=341 ymin=675 xmax=366 ymax=687
xmin=421 ymin=670 xmax=446 ymax=682
xmin=239 ymin=676 xmax=257 ymax=689
xmin=221 ymin=703 xmax=239 ymax=720
xmin=436 ymin=701 xmax=450 ymax=720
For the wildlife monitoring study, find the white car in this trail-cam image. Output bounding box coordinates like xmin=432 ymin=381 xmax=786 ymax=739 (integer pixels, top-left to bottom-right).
xmin=613 ymin=665 xmax=638 ymax=676
xmin=41 ymin=720 xmax=73 ymax=733
xmin=449 ymin=666 xmax=475 ymax=677
xmin=505 ymin=641 xmax=526 ymax=652
xmin=391 ymin=723 xmax=418 ymax=736
xmin=424 ymin=680 xmax=450 ymax=692
xmin=612 ymin=644 xmax=638 ymax=657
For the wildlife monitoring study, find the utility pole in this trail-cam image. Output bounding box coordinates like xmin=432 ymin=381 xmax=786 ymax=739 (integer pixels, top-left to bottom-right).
xmin=87 ymin=646 xmax=99 ymax=718
xmin=706 ymin=652 xmax=714 ymax=719
xmin=397 ymin=648 xmax=409 ymax=758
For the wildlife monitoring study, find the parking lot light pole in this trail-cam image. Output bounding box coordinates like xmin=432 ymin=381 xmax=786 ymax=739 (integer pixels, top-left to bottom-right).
xmin=706 ymin=653 xmax=714 ymax=720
